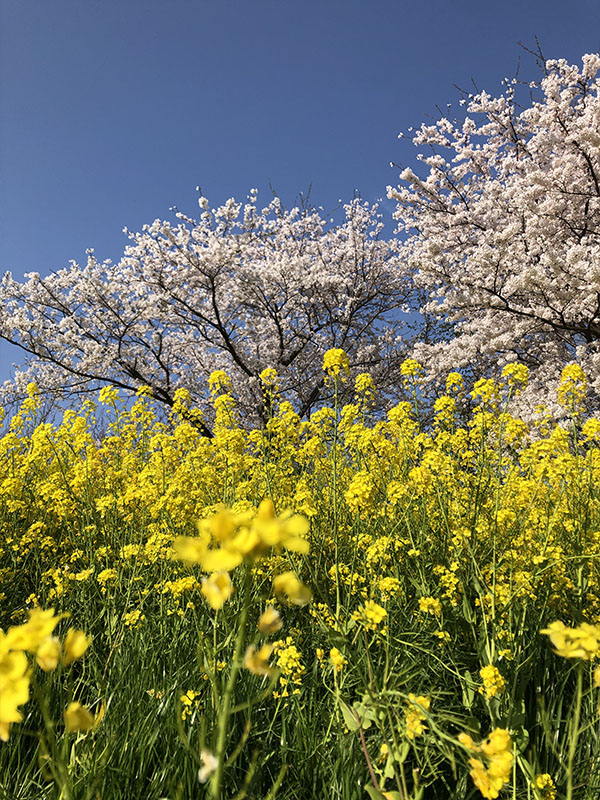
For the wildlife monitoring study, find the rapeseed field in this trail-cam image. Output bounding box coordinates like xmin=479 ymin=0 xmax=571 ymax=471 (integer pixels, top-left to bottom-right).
xmin=1 ymin=352 xmax=599 ymax=799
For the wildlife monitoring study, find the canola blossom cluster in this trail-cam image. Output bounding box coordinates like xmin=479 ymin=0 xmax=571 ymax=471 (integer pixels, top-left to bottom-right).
xmin=458 ymin=729 xmax=513 ymax=799
xmin=0 ymin=608 xmax=90 ymax=740
xmin=1 ymin=353 xmax=600 ymax=797
xmin=541 ymin=620 xmax=600 ymax=660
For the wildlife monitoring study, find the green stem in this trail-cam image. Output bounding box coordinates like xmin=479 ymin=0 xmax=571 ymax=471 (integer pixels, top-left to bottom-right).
xmin=566 ymin=663 xmax=583 ymax=800
xmin=211 ymin=569 xmax=252 ymax=799
xmin=332 ymin=376 xmax=340 ymax=621
xmin=31 ymin=674 xmax=73 ymax=800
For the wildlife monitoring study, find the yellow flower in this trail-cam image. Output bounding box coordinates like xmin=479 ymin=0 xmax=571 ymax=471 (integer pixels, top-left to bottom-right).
xmin=351 ymin=600 xmax=387 ymax=631
xmin=4 ymin=608 xmax=66 ymax=653
xmin=581 ymin=417 xmax=600 ymax=443
xmin=445 ymin=371 xmax=464 ymax=392
xmin=322 ymin=348 xmax=350 ymax=379
xmin=258 ymin=606 xmax=283 ymax=634
xmin=344 ymin=471 xmax=375 ymax=515
xmin=535 ymin=774 xmax=556 ymax=799
xmin=400 ymin=358 xmax=424 ymax=379
xmin=272 ymin=572 xmax=312 ymax=606
xmin=208 ymin=370 xmax=232 ymax=394
xmin=541 ymin=621 xmax=600 ymax=660
xmin=329 ymin=647 xmax=347 ymax=672
xmin=479 ymin=665 xmax=506 ymax=699
xmin=459 ymin=728 xmax=513 ymax=799
xmin=404 ymin=694 xmax=430 ymax=739
xmin=201 ymin=572 xmax=234 ymax=610
xmin=174 ymin=500 xmax=309 ymax=572
xmin=35 ymin=637 xmax=61 ymax=672
xmin=0 ymin=650 xmax=30 ymax=741
xmin=122 ymin=610 xmax=146 ymax=629
xmin=180 ymin=689 xmax=201 ymax=720
xmin=557 ymin=363 xmax=587 ymax=410
xmin=181 ymin=689 xmax=200 ymax=707
xmin=74 ymin=568 xmax=93 ymax=581
xmin=501 ymin=362 xmax=529 ymax=389
xmin=244 ymin=644 xmax=275 ymax=677
xmin=354 ymin=372 xmax=375 ymax=396
xmin=63 ymin=629 xmax=91 ymax=666
xmin=418 ymin=596 xmax=442 ymax=616
xmin=273 ymin=638 xmax=305 ymax=695
xmin=259 ymin=368 xmax=279 ymax=388
xmin=98 ymin=385 xmax=119 ymax=404
xmin=471 ymin=378 xmax=499 ymax=406
xmin=64 ymin=701 xmax=95 ymax=733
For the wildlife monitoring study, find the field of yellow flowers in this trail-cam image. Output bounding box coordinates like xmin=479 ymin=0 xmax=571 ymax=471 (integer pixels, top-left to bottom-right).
xmin=1 ymin=352 xmax=600 ymax=799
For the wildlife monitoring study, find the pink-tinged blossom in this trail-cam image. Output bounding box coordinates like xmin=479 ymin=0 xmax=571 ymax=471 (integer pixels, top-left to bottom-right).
xmin=0 ymin=194 xmax=414 ymax=429
xmin=389 ymin=52 xmax=600 ymax=415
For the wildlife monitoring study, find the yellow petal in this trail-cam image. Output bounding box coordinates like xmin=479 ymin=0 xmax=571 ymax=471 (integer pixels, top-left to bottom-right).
xmin=63 ymin=629 xmax=91 ymax=666
xmin=201 ymin=549 xmax=243 ymax=573
xmin=64 ymin=702 xmax=95 ymax=733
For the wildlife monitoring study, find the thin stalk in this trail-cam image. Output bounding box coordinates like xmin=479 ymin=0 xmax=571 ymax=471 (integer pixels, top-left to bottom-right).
xmin=211 ymin=569 xmax=252 ymax=799
xmin=566 ymin=663 xmax=583 ymax=800
xmin=332 ymin=375 xmax=341 ymax=621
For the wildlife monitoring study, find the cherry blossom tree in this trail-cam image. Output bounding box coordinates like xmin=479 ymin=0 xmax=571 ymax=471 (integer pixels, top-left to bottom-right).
xmin=388 ymin=51 xmax=600 ymax=415
xmin=0 ymin=193 xmax=415 ymax=431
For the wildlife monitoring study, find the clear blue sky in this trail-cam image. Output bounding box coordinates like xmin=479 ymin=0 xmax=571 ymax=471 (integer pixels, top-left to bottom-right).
xmin=1 ymin=0 xmax=599 ymax=384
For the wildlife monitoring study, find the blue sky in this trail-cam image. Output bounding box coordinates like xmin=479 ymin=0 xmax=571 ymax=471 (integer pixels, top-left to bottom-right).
xmin=1 ymin=0 xmax=599 ymax=386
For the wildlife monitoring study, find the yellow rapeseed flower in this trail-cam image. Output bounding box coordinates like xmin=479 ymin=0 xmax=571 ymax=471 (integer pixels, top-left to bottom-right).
xmin=479 ymin=665 xmax=506 ymax=699
xmin=122 ymin=610 xmax=145 ymax=629
xmin=535 ymin=774 xmax=556 ymax=799
xmin=557 ymin=363 xmax=587 ymax=410
xmin=272 ymin=572 xmax=312 ymax=606
xmin=404 ymin=694 xmax=430 ymax=739
xmin=64 ymin=701 xmax=95 ymax=733
xmin=208 ymin=370 xmax=232 ymax=394
xmin=418 ymin=596 xmax=442 ymax=616
xmin=351 ymin=600 xmax=387 ymax=631
xmin=98 ymin=385 xmax=119 ymax=404
xmin=174 ymin=500 xmax=309 ymax=572
xmin=258 ymin=606 xmax=283 ymax=634
xmin=244 ymin=644 xmax=275 ymax=677
xmin=344 ymin=471 xmax=375 ymax=515
xmin=0 ymin=649 xmax=30 ymax=741
xmin=63 ymin=629 xmax=91 ymax=666
xmin=201 ymin=572 xmax=234 ymax=610
xmin=35 ymin=637 xmax=61 ymax=672
xmin=445 ymin=371 xmax=464 ymax=392
xmin=329 ymin=647 xmax=347 ymax=672
xmin=459 ymin=728 xmax=513 ymax=799
xmin=322 ymin=348 xmax=350 ymax=379
xmin=501 ymin=362 xmax=529 ymax=389
xmin=4 ymin=608 xmax=66 ymax=653
xmin=400 ymin=358 xmax=424 ymax=379
xmin=541 ymin=620 xmax=600 ymax=660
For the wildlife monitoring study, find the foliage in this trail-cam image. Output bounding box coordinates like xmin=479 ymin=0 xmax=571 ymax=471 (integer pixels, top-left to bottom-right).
xmin=1 ymin=356 xmax=600 ymax=798
xmin=388 ymin=51 xmax=600 ymax=415
xmin=0 ymin=195 xmax=415 ymax=430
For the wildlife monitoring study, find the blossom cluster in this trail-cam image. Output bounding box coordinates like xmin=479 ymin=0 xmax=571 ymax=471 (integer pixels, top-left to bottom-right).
xmin=0 ymin=609 xmax=91 ymax=740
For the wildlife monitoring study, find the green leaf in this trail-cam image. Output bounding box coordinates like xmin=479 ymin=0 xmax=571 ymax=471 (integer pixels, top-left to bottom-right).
xmin=392 ymin=740 xmax=410 ymax=765
xmin=383 ymin=754 xmax=396 ymax=780
xmin=461 ymin=593 xmax=475 ymax=623
xmin=365 ymin=788 xmax=403 ymax=800
xmin=338 ymin=699 xmax=360 ymax=732
xmin=461 ymin=670 xmax=475 ymax=710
